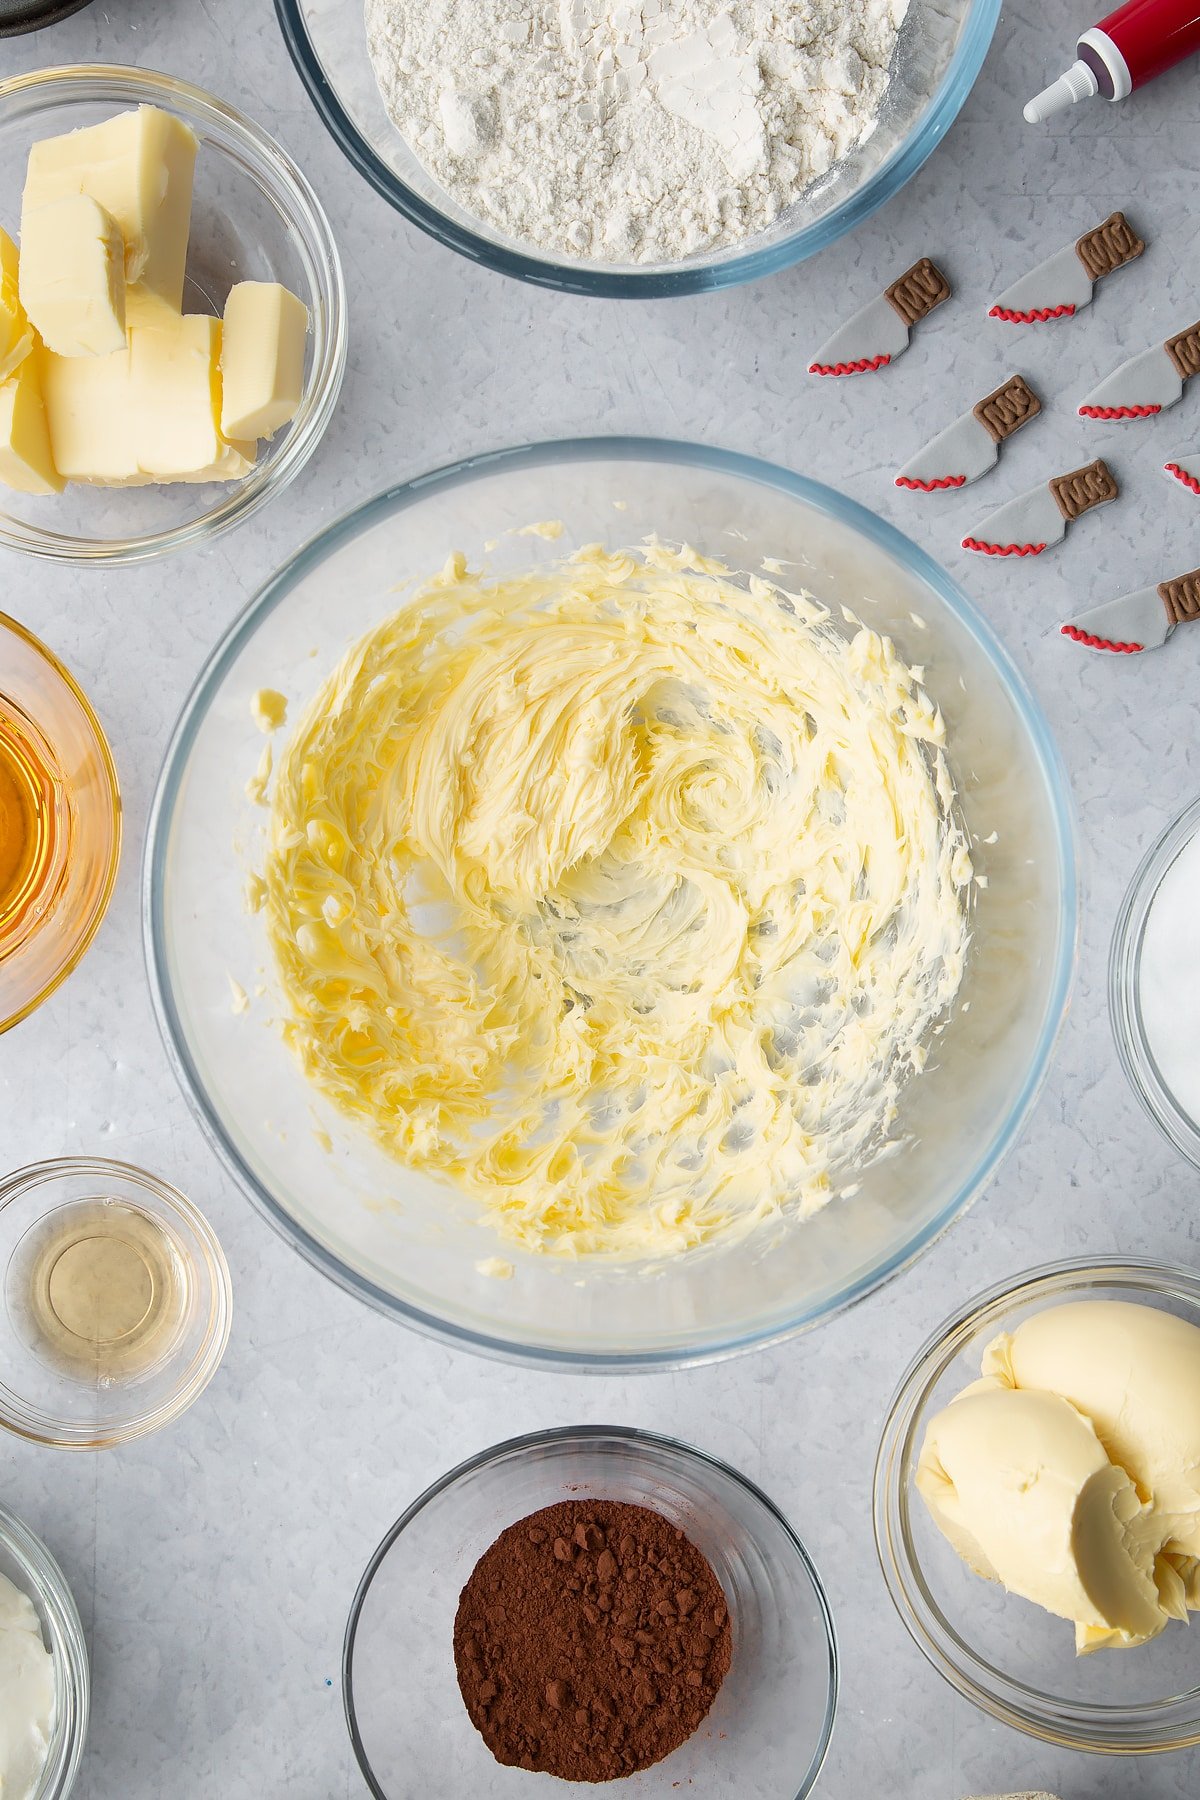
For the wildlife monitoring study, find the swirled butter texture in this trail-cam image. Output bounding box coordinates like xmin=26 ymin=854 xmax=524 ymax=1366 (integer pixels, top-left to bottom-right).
xmin=261 ymin=542 xmax=971 ymax=1258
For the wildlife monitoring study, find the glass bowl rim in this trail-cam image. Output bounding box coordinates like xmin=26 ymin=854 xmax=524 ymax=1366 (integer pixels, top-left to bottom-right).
xmin=0 ymin=62 xmax=348 ymax=567
xmin=0 ymin=609 xmax=122 ymax=1035
xmin=1109 ymin=793 xmax=1200 ymax=1172
xmin=143 ymin=434 xmax=1078 ymax=1372
xmin=272 ymin=0 xmax=1001 ymax=298
xmin=0 ymin=1496 xmax=90 ymax=1799
xmin=0 ymin=1153 xmax=234 ymax=1449
xmin=342 ymin=1421 xmax=839 ymax=1800
xmin=873 ymin=1253 xmax=1200 ymax=1754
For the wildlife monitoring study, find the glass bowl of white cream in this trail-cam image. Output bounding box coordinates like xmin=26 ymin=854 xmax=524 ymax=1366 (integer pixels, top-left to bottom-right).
xmin=1110 ymin=795 xmax=1200 ymax=1170
xmin=0 ymin=1500 xmax=88 ymax=1799
xmin=875 ymin=1256 xmax=1200 ymax=1754
xmin=145 ymin=437 xmax=1076 ymax=1369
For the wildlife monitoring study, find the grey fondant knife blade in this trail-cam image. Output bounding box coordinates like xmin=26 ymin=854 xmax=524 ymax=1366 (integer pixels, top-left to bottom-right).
xmin=896 ymin=374 xmax=1042 ymax=491
xmin=809 ymin=258 xmax=950 ymax=375
xmin=963 ymin=459 xmax=1118 ymax=556
xmin=989 ymin=212 xmax=1144 ymax=322
xmin=1079 ymin=321 xmax=1200 ymax=419
xmin=1163 ymin=447 xmax=1200 ymax=496
xmin=1061 ymin=566 xmax=1200 ymax=655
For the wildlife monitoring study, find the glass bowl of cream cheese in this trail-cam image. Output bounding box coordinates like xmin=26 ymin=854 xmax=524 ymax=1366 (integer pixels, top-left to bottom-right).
xmin=274 ymin=0 xmax=1000 ymax=296
xmin=875 ymin=1256 xmax=1200 ymax=1754
xmin=146 ymin=437 xmax=1075 ymax=1369
xmin=0 ymin=1500 xmax=88 ymax=1800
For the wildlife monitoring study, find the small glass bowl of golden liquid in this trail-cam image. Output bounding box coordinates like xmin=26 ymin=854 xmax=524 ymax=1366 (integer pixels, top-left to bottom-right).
xmin=0 ymin=613 xmax=121 ymax=1032
xmin=0 ymin=1159 xmax=232 ymax=1447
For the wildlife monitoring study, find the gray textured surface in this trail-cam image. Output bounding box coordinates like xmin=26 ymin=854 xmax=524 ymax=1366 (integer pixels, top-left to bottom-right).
xmin=4 ymin=1 xmax=1200 ymax=1795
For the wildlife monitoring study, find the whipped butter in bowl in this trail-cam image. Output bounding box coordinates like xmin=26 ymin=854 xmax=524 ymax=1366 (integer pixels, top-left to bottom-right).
xmin=256 ymin=538 xmax=972 ymax=1263
xmin=147 ymin=441 xmax=1074 ymax=1368
xmin=876 ymin=1257 xmax=1200 ymax=1753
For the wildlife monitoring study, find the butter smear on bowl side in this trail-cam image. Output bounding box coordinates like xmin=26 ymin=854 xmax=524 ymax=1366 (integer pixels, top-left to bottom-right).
xmin=917 ymin=1300 xmax=1200 ymax=1652
xmin=0 ymin=106 xmax=309 ymax=496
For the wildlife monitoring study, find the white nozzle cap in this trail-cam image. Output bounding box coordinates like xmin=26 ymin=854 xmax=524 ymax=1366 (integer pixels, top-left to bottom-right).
xmin=1024 ymin=59 xmax=1099 ymax=123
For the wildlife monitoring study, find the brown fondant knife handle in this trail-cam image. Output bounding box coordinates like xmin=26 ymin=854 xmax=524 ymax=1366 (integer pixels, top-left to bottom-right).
xmin=1159 ymin=569 xmax=1200 ymax=626
xmin=1074 ymin=212 xmax=1144 ymax=282
xmin=973 ymin=374 xmax=1042 ymax=443
xmin=1166 ymin=323 xmax=1200 ymax=383
xmin=1051 ymin=459 xmax=1118 ymax=522
xmin=885 ymin=258 xmax=951 ymax=326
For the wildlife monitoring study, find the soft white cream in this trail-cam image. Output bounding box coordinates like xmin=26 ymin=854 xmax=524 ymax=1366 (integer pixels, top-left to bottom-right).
xmin=0 ymin=1568 xmax=56 ymax=1800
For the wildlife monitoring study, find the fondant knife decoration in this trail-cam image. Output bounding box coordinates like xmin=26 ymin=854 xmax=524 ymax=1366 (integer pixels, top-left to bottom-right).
xmin=988 ymin=212 xmax=1144 ymax=323
xmin=1079 ymin=320 xmax=1200 ymax=419
xmin=963 ymin=459 xmax=1118 ymax=556
xmin=1061 ymin=566 xmax=1200 ymax=655
xmin=1162 ymin=447 xmax=1200 ymax=496
xmin=896 ymin=374 xmax=1042 ymax=491
xmin=809 ymin=258 xmax=950 ymax=376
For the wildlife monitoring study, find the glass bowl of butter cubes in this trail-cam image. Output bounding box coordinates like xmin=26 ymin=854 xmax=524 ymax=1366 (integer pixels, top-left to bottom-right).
xmin=0 ymin=65 xmax=347 ymax=565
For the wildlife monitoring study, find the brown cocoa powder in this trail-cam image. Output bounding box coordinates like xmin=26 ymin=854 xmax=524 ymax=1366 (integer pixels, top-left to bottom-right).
xmin=453 ymin=1498 xmax=732 ymax=1782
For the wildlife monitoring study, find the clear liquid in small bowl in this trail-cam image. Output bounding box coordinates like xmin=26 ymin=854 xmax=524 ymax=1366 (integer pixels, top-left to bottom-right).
xmin=5 ymin=1199 xmax=187 ymax=1383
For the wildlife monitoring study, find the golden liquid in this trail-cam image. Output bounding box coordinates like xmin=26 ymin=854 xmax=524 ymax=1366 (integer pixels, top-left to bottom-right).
xmin=11 ymin=1201 xmax=182 ymax=1379
xmin=0 ymin=701 xmax=64 ymax=953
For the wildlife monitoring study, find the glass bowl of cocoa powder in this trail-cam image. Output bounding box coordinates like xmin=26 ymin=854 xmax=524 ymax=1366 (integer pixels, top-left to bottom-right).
xmin=343 ymin=1424 xmax=837 ymax=1795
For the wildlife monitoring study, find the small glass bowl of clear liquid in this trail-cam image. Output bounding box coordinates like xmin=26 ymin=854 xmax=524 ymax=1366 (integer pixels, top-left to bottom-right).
xmin=0 ymin=1157 xmax=232 ymax=1448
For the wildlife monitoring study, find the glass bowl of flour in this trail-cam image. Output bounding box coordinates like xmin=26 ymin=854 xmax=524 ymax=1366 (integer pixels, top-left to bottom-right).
xmin=145 ymin=438 xmax=1075 ymax=1368
xmin=273 ymin=0 xmax=999 ymax=294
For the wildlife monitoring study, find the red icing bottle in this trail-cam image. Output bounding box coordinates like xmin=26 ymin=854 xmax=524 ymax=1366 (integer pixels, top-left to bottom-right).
xmin=1025 ymin=0 xmax=1200 ymax=121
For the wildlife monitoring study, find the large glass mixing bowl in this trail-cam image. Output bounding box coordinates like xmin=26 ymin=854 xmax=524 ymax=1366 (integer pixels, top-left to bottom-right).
xmin=145 ymin=439 xmax=1076 ymax=1369
xmin=275 ymin=0 xmax=1000 ymax=296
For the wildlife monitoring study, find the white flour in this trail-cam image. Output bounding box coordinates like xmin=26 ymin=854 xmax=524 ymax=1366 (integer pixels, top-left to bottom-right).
xmin=365 ymin=0 xmax=911 ymax=263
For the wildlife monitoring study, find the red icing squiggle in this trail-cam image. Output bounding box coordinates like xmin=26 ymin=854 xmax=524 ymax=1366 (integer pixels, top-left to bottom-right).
xmin=989 ymin=303 xmax=1076 ymax=323
xmin=1060 ymin=624 xmax=1143 ymax=654
xmin=808 ymin=354 xmax=891 ymax=376
xmin=962 ymin=537 xmax=1046 ymax=556
xmin=895 ymin=473 xmax=966 ymax=491
xmin=1079 ymin=403 xmax=1161 ymax=419
xmin=1165 ymin=461 xmax=1200 ymax=495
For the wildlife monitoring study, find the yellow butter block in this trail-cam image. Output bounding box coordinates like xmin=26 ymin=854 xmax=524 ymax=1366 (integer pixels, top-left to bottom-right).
xmin=129 ymin=313 xmax=223 ymax=478
xmin=40 ymin=342 xmax=141 ymax=485
xmin=0 ymin=354 xmax=63 ymax=495
xmin=19 ymin=195 xmax=127 ymax=358
xmin=0 ymin=227 xmax=33 ymax=384
xmin=174 ymin=437 xmax=257 ymax=483
xmin=220 ymin=281 xmax=308 ymax=441
xmin=23 ymin=105 xmax=198 ymax=324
